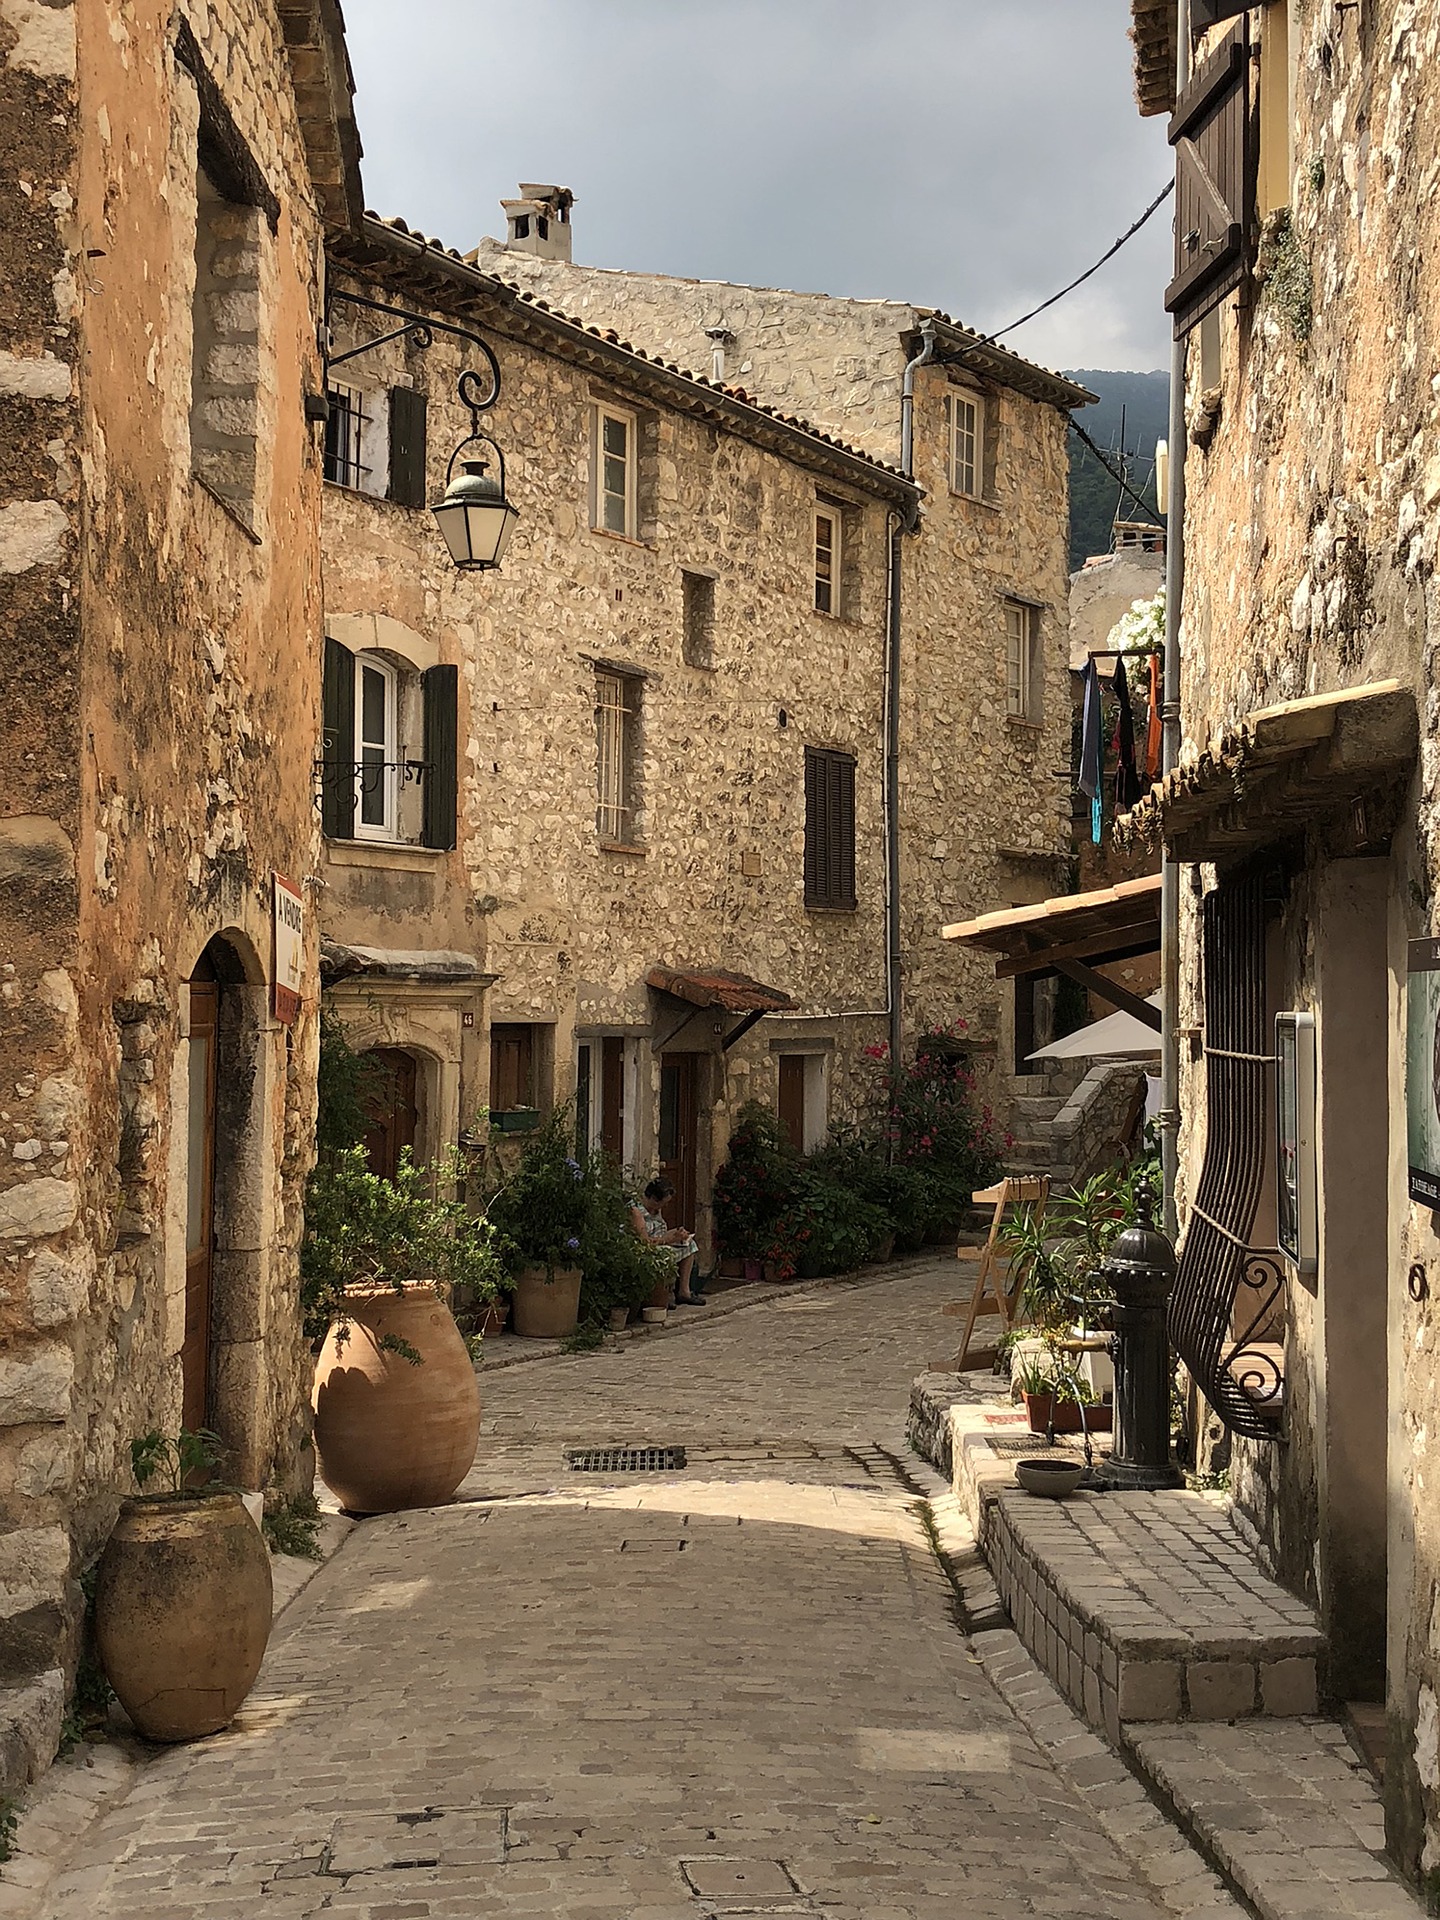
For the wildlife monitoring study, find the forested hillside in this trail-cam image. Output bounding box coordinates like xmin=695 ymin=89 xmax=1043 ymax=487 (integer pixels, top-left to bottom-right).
xmin=1064 ymin=368 xmax=1169 ymax=572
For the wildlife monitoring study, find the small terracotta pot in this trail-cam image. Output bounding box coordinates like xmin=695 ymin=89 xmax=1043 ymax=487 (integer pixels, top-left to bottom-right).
xmin=645 ymin=1270 xmax=673 ymax=1312
xmin=607 ymin=1306 xmax=630 ymax=1332
xmin=1023 ymin=1392 xmax=1113 ymax=1436
xmin=719 ymin=1257 xmax=745 ymax=1278
xmin=312 ymin=1285 xmax=481 ymax=1514
xmin=511 ymin=1265 xmax=583 ymax=1339
xmin=95 ymin=1491 xmax=272 ymax=1743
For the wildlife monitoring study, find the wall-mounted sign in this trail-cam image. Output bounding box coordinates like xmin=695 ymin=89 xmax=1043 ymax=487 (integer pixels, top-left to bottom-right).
xmin=1407 ymin=938 xmax=1440 ymax=1208
xmin=272 ymin=873 xmax=304 ymax=1026
xmin=1275 ymin=1012 xmax=1316 ymax=1274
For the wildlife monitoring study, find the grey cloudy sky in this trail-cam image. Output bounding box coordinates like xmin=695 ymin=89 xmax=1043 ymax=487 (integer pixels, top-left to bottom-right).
xmin=342 ymin=0 xmax=1172 ymax=374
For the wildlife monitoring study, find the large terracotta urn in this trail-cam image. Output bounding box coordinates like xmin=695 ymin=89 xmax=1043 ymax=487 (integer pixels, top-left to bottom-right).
xmin=312 ymin=1285 xmax=481 ymax=1514
xmin=511 ymin=1264 xmax=582 ymax=1339
xmin=95 ymin=1490 xmax=272 ymax=1742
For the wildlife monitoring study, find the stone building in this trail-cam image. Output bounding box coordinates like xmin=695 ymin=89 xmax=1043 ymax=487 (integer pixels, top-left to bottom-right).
xmin=318 ymin=202 xmax=1090 ymax=1213
xmin=0 ymin=0 xmax=358 ymax=1787
xmin=1124 ymin=0 xmax=1440 ymax=1880
xmin=317 ymin=206 xmax=1087 ymax=1239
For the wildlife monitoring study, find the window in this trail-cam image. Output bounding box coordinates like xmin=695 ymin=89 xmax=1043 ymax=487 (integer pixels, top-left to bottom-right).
xmin=682 ymin=570 xmax=716 ymax=667
xmin=324 ymin=383 xmax=369 ymax=489
xmin=814 ymin=508 xmax=840 ymax=614
xmin=490 ymin=1024 xmax=537 ymax=1115
xmin=1257 ymin=1 xmax=1294 ymax=219
xmin=804 ymin=747 xmax=856 ymax=911
xmin=592 ymin=404 xmax=638 ymax=537
xmin=595 ymin=670 xmax=642 ymax=844
xmin=320 ymin=637 xmax=458 ymax=849
xmin=577 ymin=1035 xmax=630 ymax=1159
xmin=355 ymin=655 xmax=399 ymax=838
xmin=1005 ymin=600 xmax=1042 ymax=724
xmin=946 ymin=389 xmax=982 ymax=497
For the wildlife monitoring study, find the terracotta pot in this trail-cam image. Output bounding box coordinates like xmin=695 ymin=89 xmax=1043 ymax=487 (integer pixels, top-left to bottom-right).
xmin=511 ymin=1264 xmax=583 ymax=1339
xmin=95 ymin=1490 xmax=272 ymax=1743
xmin=719 ymin=1257 xmax=745 ymax=1278
xmin=312 ymin=1285 xmax=481 ymax=1514
xmin=645 ymin=1270 xmax=673 ymax=1312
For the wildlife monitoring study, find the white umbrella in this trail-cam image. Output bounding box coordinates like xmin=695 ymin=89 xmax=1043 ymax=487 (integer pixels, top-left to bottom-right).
xmin=1027 ymin=993 xmax=1161 ymax=1062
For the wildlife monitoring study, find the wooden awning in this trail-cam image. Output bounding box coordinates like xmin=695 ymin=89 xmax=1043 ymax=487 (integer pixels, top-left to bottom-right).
xmin=941 ymin=876 xmax=1162 ymax=1027
xmin=645 ymin=966 xmax=793 ymax=1014
xmin=1117 ymin=680 xmax=1417 ymax=863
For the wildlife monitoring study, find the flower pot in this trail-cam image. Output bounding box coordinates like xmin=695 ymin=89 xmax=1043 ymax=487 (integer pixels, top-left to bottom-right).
xmin=869 ymin=1232 xmax=897 ymax=1263
xmin=641 ymin=1306 xmax=668 ymax=1325
xmin=607 ymin=1306 xmax=630 ymax=1332
xmin=743 ymin=1258 xmax=764 ymax=1282
xmin=1022 ymin=1392 xmax=1112 ymax=1436
xmin=312 ymin=1285 xmax=482 ymax=1514
xmin=645 ymin=1270 xmax=673 ymax=1313
xmin=479 ymin=1298 xmax=509 ymax=1338
xmin=511 ymin=1264 xmax=583 ymax=1339
xmin=1015 ymin=1457 xmax=1086 ymax=1498
xmin=95 ymin=1490 xmax=272 ymax=1742
xmin=490 ymin=1107 xmax=541 ymax=1133
xmin=719 ymin=1257 xmax=745 ymax=1278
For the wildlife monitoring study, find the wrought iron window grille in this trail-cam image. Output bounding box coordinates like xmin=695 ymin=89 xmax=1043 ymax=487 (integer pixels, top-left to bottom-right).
xmin=311 ymin=749 xmax=431 ymax=811
xmin=1168 ymin=868 xmax=1287 ymax=1440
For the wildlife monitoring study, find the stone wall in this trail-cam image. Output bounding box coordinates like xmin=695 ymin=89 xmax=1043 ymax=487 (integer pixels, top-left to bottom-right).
xmin=1160 ymin=0 xmax=1440 ymax=1881
xmin=463 ymin=234 xmax=1078 ymax=1104
xmin=0 ymin=0 xmax=329 ymax=1782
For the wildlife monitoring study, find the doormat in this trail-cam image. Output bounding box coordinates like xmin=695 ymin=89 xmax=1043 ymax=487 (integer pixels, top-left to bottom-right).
xmin=565 ymin=1445 xmax=688 ymax=1472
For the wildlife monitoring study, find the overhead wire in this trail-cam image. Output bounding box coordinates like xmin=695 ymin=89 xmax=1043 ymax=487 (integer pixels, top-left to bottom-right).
xmin=981 ymin=179 xmax=1175 ymax=345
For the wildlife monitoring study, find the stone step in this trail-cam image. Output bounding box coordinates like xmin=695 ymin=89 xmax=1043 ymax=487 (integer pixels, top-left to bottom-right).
xmin=908 ymin=1377 xmax=1327 ymax=1744
xmin=1012 ymin=1095 xmax=1065 ymax=1120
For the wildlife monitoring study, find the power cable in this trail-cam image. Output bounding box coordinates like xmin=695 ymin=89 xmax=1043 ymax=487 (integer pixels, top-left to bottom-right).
xmin=982 ymin=179 xmax=1175 ymax=344
xmin=1069 ymin=415 xmax=1162 ymax=523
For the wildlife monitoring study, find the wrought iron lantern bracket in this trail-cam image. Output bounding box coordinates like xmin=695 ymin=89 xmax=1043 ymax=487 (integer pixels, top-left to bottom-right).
xmin=323 ymin=287 xmax=502 ymax=413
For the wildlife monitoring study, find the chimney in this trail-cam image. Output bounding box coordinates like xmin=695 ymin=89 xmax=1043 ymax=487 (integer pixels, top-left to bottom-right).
xmin=500 ymin=184 xmax=574 ymax=262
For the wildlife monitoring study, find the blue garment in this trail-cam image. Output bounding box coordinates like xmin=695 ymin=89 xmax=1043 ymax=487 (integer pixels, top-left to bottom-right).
xmin=1079 ymin=659 xmax=1104 ymax=844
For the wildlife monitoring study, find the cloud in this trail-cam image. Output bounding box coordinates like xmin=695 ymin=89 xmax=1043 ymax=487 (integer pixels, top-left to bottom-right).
xmin=342 ymin=0 xmax=1173 ymax=373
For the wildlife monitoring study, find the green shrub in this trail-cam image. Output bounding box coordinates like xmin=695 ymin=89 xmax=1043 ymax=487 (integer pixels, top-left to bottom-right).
xmin=480 ymin=1108 xmax=593 ymax=1276
xmin=575 ymin=1152 xmax=672 ymax=1323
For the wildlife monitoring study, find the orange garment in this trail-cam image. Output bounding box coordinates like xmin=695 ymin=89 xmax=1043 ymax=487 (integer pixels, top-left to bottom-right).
xmin=1145 ymin=651 xmax=1163 ymax=781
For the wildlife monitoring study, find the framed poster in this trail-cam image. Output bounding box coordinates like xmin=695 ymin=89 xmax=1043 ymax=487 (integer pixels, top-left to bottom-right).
xmin=1275 ymin=1012 xmax=1316 ymax=1274
xmin=1407 ymin=938 xmax=1440 ymax=1208
xmin=272 ymin=873 xmax=304 ymax=1026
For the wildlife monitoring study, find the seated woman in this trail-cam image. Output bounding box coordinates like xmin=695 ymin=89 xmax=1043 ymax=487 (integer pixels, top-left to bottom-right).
xmin=630 ymin=1178 xmax=705 ymax=1306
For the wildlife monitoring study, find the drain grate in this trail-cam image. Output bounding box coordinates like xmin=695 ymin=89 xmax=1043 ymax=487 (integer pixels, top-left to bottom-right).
xmin=565 ymin=1445 xmax=687 ymax=1472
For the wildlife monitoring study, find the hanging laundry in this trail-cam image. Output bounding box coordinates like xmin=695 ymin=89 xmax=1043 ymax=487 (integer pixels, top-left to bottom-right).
xmin=1113 ymin=657 xmax=1143 ymax=811
xmin=1079 ymin=658 xmax=1104 ymax=845
xmin=1145 ymin=650 xmax=1163 ymax=780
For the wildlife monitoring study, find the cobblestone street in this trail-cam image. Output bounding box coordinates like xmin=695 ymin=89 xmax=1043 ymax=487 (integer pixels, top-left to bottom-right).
xmin=29 ymin=1265 xmax=1213 ymax=1919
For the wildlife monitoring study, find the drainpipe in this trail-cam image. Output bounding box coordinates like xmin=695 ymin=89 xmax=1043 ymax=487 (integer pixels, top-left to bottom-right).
xmin=1160 ymin=0 xmax=1191 ymax=1241
xmin=888 ymin=321 xmax=936 ymax=1072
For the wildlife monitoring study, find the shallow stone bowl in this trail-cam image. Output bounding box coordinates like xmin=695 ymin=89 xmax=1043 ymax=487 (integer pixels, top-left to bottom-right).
xmin=1015 ymin=1457 xmax=1085 ymax=1498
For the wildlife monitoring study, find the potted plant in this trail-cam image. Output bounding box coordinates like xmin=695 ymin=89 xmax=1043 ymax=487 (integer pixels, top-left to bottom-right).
xmin=1014 ymin=1354 xmax=1110 ymax=1436
xmin=482 ymin=1111 xmax=592 ymax=1338
xmin=94 ymin=1430 xmax=272 ymax=1743
xmin=576 ymin=1153 xmax=673 ymax=1333
xmin=303 ymin=1143 xmax=503 ymax=1513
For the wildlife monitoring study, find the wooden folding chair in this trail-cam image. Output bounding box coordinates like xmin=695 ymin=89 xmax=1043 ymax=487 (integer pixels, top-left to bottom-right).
xmin=942 ymin=1175 xmax=1050 ymax=1371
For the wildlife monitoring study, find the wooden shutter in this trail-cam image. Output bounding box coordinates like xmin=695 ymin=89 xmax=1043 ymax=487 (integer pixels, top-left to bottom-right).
xmin=321 ymin=635 xmax=356 ymax=840
xmin=1191 ymin=0 xmax=1251 ymax=27
xmin=421 ymin=662 xmax=458 ymax=851
xmin=489 ymin=1025 xmax=534 ymax=1113
xmin=1166 ymin=20 xmax=1254 ymax=336
xmin=804 ymin=748 xmax=857 ymax=910
xmin=388 ymin=386 xmax=428 ymax=508
xmin=778 ymin=1056 xmax=806 ymax=1153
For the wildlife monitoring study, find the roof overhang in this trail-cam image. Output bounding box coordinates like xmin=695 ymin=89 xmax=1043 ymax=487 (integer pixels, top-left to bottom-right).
xmin=321 ymin=939 xmax=492 ymax=985
xmin=277 ymin=0 xmax=364 ymax=231
xmin=646 ymin=967 xmax=793 ymax=1014
xmin=1130 ymin=0 xmax=1178 ymax=118
xmin=1117 ymin=680 xmax=1418 ymax=864
xmin=919 ymin=316 xmax=1098 ymax=413
xmin=942 ymin=875 xmax=1162 ymax=978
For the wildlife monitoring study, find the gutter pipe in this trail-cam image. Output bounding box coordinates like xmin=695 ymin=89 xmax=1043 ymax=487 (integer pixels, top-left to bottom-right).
xmin=1160 ymin=0 xmax=1191 ymax=1240
xmin=888 ymin=321 xmax=936 ymax=1071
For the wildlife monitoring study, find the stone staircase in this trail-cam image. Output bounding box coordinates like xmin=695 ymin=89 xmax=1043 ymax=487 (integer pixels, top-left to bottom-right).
xmin=1002 ymin=1058 xmax=1148 ymax=1192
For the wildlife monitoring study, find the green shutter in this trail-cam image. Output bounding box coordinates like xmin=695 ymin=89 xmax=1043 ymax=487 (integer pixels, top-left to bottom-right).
xmin=321 ymin=636 xmax=356 ymax=840
xmin=388 ymin=387 xmax=429 ymax=508
xmin=422 ymin=663 xmax=458 ymax=850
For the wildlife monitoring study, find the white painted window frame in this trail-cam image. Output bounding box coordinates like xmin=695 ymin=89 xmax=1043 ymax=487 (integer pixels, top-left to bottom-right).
xmin=595 ymin=670 xmax=638 ymax=842
xmin=592 ymin=403 xmax=639 ymax=538
xmin=814 ymin=505 xmax=841 ymax=615
xmin=1004 ymin=600 xmax=1040 ymax=723
xmin=354 ymin=651 xmax=401 ymax=840
xmin=947 ymin=388 xmax=983 ymax=499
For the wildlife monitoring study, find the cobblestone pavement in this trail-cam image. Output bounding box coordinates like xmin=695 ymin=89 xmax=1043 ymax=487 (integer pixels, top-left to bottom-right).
xmin=25 ymin=1264 xmax=1222 ymax=1919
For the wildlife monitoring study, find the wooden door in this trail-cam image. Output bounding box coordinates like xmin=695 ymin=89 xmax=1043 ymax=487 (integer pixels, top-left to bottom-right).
xmin=183 ymin=960 xmax=218 ymax=1432
xmin=601 ymin=1036 xmax=625 ymax=1157
xmin=778 ymin=1055 xmax=806 ymax=1154
xmin=490 ymin=1024 xmax=535 ymax=1114
xmin=659 ymin=1052 xmax=702 ymax=1231
xmin=361 ymin=1049 xmax=418 ymax=1182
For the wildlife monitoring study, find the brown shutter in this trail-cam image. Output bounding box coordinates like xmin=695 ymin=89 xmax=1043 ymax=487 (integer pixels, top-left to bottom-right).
xmin=321 ymin=635 xmax=356 ymax=840
xmin=834 ymin=752 xmax=856 ymax=909
xmin=804 ymin=747 xmax=856 ymax=910
xmin=1191 ymin=0 xmax=1250 ymax=26
xmin=1166 ymin=20 xmax=1254 ymax=337
xmin=388 ymin=386 xmax=428 ymax=508
xmin=804 ymin=747 xmax=822 ymax=906
xmin=421 ymin=663 xmax=458 ymax=850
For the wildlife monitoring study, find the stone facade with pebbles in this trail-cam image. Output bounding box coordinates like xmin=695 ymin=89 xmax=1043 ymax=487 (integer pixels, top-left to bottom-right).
xmin=0 ymin=0 xmax=358 ymax=1792
xmin=1123 ymin=0 xmax=1440 ymax=1882
xmin=318 ymin=211 xmax=1086 ymax=1222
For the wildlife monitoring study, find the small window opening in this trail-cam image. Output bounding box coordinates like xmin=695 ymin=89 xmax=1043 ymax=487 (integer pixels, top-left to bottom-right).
xmin=814 ymin=509 xmax=839 ymax=614
xmin=323 ymin=383 xmax=369 ymax=489
xmin=682 ymin=571 xmax=715 ymax=668
xmin=596 ymin=669 xmax=643 ymax=845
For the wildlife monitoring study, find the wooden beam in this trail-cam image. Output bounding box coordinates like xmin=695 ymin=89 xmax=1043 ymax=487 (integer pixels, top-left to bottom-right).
xmin=994 ymin=919 xmax=1161 ymax=980
xmin=1053 ymin=961 xmax=1162 ymax=1030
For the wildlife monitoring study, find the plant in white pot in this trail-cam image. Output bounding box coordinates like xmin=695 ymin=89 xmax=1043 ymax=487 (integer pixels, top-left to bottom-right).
xmin=303 ymin=1144 xmax=507 ymax=1514
xmin=94 ymin=1428 xmax=272 ymax=1743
